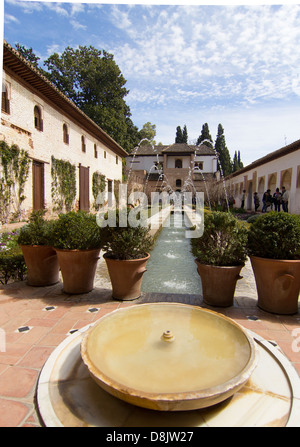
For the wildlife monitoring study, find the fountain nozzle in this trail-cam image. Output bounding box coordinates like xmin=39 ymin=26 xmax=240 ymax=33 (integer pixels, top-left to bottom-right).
xmin=161 ymin=330 xmax=175 ymax=342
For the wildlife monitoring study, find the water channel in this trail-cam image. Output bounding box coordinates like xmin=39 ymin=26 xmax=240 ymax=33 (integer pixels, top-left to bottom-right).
xmin=142 ymin=211 xmax=203 ymax=295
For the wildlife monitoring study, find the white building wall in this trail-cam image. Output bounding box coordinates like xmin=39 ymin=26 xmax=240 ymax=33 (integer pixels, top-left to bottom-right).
xmin=1 ymin=69 xmax=123 ymax=217
xmin=226 ymin=147 xmax=300 ymax=214
xmin=127 ymin=154 xmax=216 ymax=174
xmin=127 ymin=155 xmax=163 ymax=173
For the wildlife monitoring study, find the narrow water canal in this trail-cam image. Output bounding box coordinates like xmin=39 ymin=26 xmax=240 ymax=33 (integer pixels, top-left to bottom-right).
xmin=142 ymin=211 xmax=202 ymax=295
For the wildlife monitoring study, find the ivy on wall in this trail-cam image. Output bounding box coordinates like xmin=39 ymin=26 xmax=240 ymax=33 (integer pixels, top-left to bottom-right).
xmin=92 ymin=171 xmax=106 ymax=210
xmin=114 ymin=179 xmax=120 ymax=205
xmin=0 ymin=141 xmax=30 ymax=223
xmin=51 ymin=155 xmax=76 ymax=212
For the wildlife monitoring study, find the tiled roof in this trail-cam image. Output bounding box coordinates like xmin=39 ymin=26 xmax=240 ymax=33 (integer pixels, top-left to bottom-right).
xmin=131 ymin=142 xmax=215 ymax=156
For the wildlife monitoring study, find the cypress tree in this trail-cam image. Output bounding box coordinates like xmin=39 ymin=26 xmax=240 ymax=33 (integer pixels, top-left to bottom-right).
xmin=182 ymin=125 xmax=188 ymax=143
xmin=196 ymin=123 xmax=213 ymax=147
xmin=238 ymin=151 xmax=243 ymax=169
xmin=175 ymin=126 xmax=183 ymax=143
xmin=214 ymin=124 xmax=232 ymax=177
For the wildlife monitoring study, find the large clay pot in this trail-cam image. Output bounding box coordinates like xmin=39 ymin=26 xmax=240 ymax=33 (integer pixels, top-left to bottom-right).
xmin=195 ymin=260 xmax=244 ymax=307
xmin=55 ymin=248 xmax=100 ymax=294
xmin=20 ymin=245 xmax=59 ymax=286
xmin=250 ymin=256 xmax=300 ymax=315
xmin=104 ymin=253 xmax=150 ymax=301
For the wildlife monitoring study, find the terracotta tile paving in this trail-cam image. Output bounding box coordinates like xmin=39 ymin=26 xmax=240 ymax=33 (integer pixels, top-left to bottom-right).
xmin=0 ymin=259 xmax=299 ymax=427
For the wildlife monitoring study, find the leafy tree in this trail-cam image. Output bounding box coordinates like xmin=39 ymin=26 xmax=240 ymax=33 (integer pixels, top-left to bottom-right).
xmin=138 ymin=122 xmax=156 ymax=145
xmin=15 ymin=44 xmax=43 ymax=70
xmin=196 ymin=123 xmax=213 ymax=148
xmin=214 ymin=124 xmax=232 ymax=177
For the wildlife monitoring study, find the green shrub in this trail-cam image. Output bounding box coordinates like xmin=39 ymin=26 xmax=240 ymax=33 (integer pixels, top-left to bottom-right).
xmin=17 ymin=209 xmax=55 ymax=246
xmin=247 ymin=212 xmax=300 ymax=260
xmin=51 ymin=211 xmax=102 ymax=250
xmin=101 ymin=208 xmax=154 ymax=260
xmin=191 ymin=211 xmax=248 ymax=266
xmin=0 ymin=231 xmax=27 ymax=284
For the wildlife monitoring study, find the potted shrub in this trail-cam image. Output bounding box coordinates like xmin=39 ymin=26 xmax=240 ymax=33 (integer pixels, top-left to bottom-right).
xmin=247 ymin=212 xmax=300 ymax=314
xmin=17 ymin=210 xmax=59 ymax=286
xmin=191 ymin=211 xmax=248 ymax=307
xmin=101 ymin=208 xmax=154 ymax=300
xmin=51 ymin=211 xmax=102 ymax=294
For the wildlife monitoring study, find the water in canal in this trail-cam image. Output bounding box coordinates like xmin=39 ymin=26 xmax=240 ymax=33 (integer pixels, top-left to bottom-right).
xmin=142 ymin=211 xmax=202 ymax=294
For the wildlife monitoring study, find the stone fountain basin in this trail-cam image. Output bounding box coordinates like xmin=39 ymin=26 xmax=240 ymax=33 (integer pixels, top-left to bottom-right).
xmin=81 ymin=303 xmax=257 ymax=411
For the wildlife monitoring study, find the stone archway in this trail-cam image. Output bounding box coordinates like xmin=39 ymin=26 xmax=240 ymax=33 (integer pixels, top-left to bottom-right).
xmin=258 ymin=177 xmax=265 ymax=194
xmin=268 ymin=173 xmax=277 ymax=193
xmin=281 ymin=169 xmax=292 ymax=190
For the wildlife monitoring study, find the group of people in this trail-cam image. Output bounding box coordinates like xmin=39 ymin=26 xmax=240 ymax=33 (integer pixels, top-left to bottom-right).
xmin=252 ymin=186 xmax=289 ymax=213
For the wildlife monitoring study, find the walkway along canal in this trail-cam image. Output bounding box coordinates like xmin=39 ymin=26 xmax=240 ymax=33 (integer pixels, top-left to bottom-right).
xmin=142 ymin=211 xmax=203 ymax=295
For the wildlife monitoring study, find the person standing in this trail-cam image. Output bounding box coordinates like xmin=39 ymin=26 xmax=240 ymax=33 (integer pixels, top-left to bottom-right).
xmin=253 ymin=192 xmax=260 ymax=212
xmin=262 ymin=189 xmax=272 ymax=212
xmin=241 ymin=190 xmax=246 ymax=209
xmin=273 ymin=188 xmax=282 ymax=212
xmin=281 ymin=186 xmax=289 ymax=212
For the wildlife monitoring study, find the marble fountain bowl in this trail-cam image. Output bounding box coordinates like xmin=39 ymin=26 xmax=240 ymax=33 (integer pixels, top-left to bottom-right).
xmin=80 ymin=303 xmax=258 ymax=411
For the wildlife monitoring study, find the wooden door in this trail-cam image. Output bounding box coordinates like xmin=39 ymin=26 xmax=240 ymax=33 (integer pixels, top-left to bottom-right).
xmin=32 ymin=160 xmax=44 ymax=210
xmin=79 ymin=165 xmax=90 ymax=211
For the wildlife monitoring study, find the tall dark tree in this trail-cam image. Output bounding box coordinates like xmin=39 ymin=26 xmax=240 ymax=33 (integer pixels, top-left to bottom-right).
xmin=196 ymin=123 xmax=213 ymax=148
xmin=232 ymin=150 xmax=244 ymax=172
xmin=175 ymin=126 xmax=183 ymax=143
xmin=214 ymin=124 xmax=232 ymax=177
xmin=175 ymin=125 xmax=188 ymax=143
xmin=182 ymin=125 xmax=188 ymax=143
xmin=237 ymin=151 xmax=243 ymax=169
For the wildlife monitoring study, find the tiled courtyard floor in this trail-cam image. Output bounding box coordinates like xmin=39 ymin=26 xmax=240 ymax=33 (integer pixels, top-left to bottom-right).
xmin=0 ymin=256 xmax=299 ymax=427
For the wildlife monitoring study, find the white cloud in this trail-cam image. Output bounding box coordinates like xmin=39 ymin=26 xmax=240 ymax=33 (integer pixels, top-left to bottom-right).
xmin=44 ymin=2 xmax=69 ymax=17
xmin=110 ymin=4 xmax=300 ymax=110
xmin=4 ymin=13 xmax=19 ymax=24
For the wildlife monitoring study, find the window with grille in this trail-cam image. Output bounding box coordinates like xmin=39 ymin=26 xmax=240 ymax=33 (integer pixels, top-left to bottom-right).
xmin=34 ymin=105 xmax=43 ymax=131
xmin=81 ymin=135 xmax=86 ymax=153
xmin=1 ymin=84 xmax=10 ymax=114
xmin=63 ymin=124 xmax=69 ymax=144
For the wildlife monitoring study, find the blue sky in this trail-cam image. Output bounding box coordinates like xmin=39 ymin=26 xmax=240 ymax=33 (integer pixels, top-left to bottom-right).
xmin=2 ymin=0 xmax=300 ymax=165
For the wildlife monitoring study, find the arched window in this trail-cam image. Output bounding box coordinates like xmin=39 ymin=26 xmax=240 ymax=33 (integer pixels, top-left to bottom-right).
xmin=1 ymin=83 xmax=10 ymax=114
xmin=63 ymin=124 xmax=69 ymax=144
xmin=195 ymin=161 xmax=203 ymax=170
xmin=34 ymin=105 xmax=43 ymax=131
xmin=175 ymin=159 xmax=182 ymax=168
xmin=81 ymin=135 xmax=86 ymax=153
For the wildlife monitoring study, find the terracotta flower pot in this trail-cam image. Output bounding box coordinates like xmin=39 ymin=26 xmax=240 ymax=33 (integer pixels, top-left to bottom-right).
xmin=104 ymin=253 xmax=150 ymax=301
xmin=195 ymin=260 xmax=244 ymax=307
xmin=250 ymin=256 xmax=300 ymax=315
xmin=55 ymin=248 xmax=100 ymax=294
xmin=20 ymin=245 xmax=60 ymax=286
